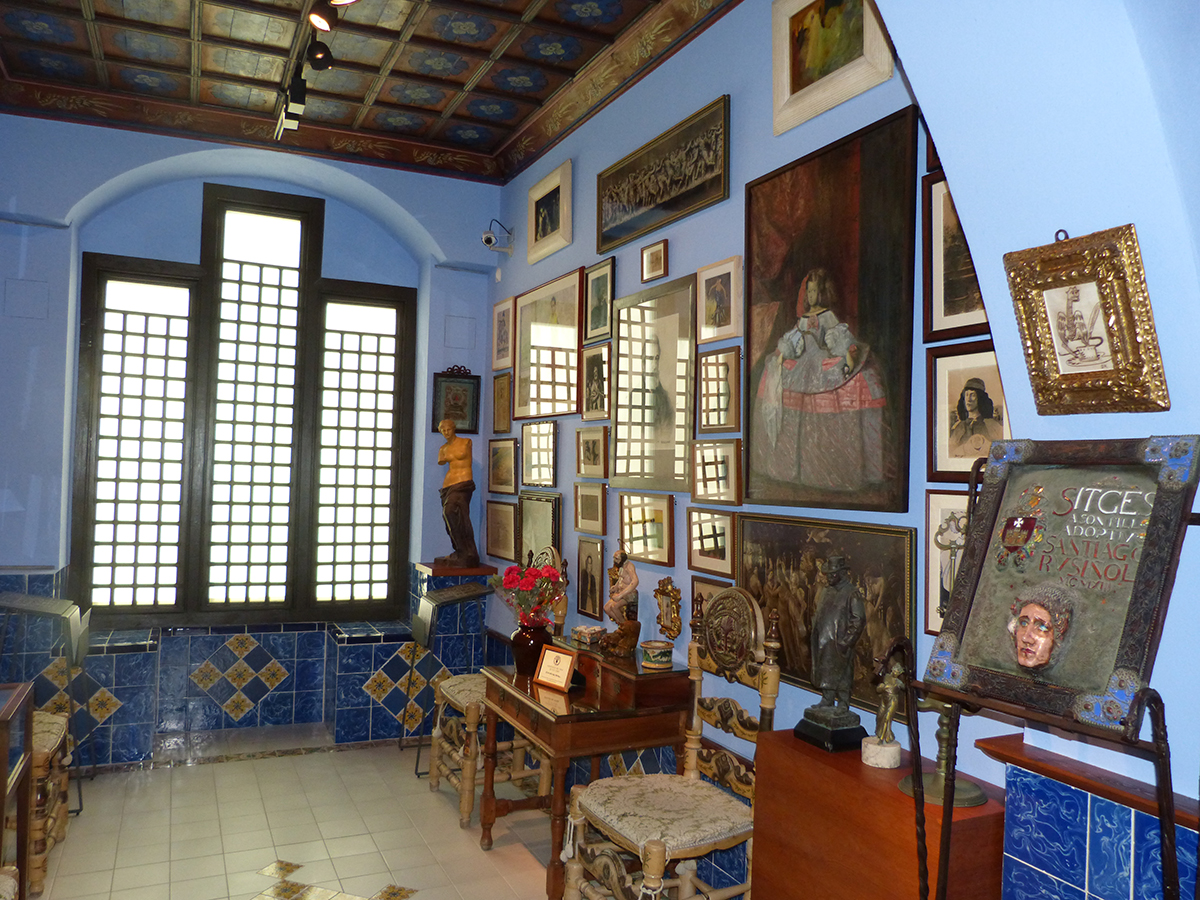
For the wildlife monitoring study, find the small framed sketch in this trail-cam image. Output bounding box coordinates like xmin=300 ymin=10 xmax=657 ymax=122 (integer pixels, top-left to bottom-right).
xmin=696 ymin=347 xmax=741 ymax=434
xmin=488 ymin=438 xmax=517 ymax=495
xmin=577 ymin=536 xmax=604 ymax=620
xmin=618 ymin=492 xmax=675 ymax=567
xmin=519 ymin=490 xmax=561 ymax=562
xmin=581 ymin=343 xmax=610 ymax=421
xmin=771 ymin=0 xmax=893 ymax=136
xmin=493 ymin=297 xmax=514 ymax=369
xmin=696 ymin=255 xmax=742 ymax=343
xmin=528 ymin=159 xmax=573 ymax=264
xmin=584 ymin=257 xmax=615 ymax=344
xmin=431 ymin=369 xmax=480 ymax=434
xmin=1003 ymin=224 xmax=1169 ymax=415
xmin=493 ymin=372 xmax=512 ymax=434
xmin=641 ymin=239 xmax=668 ymax=282
xmin=575 ymin=483 xmax=607 ymax=536
xmin=922 ymin=172 xmax=987 ymax=341
xmin=691 ymin=439 xmax=742 ymax=505
xmin=521 ymin=422 xmax=556 ymax=487
xmin=576 ymin=425 xmax=609 ymax=478
xmin=925 ymin=490 xmax=969 ymax=636
xmin=485 ymin=500 xmax=518 ymax=562
xmin=687 ymin=507 xmax=736 ymax=578
xmin=927 ymin=340 xmax=1011 ymax=482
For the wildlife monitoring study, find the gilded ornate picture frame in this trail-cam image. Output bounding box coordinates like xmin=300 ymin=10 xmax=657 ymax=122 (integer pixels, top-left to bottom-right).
xmin=654 ymin=576 xmax=683 ymax=640
xmin=923 ymin=436 xmax=1200 ymax=735
xmin=1003 ymin=224 xmax=1169 ymax=414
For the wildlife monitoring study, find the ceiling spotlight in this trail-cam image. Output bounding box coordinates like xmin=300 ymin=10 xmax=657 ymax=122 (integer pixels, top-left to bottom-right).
xmin=308 ymin=0 xmax=337 ymax=32
xmin=306 ymin=39 xmax=334 ymax=70
xmin=329 ymin=0 xmax=360 ymax=6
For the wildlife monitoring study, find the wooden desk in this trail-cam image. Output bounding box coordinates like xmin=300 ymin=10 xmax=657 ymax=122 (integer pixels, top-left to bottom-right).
xmin=752 ymin=730 xmax=1005 ymax=900
xmin=479 ymin=654 xmax=691 ymax=900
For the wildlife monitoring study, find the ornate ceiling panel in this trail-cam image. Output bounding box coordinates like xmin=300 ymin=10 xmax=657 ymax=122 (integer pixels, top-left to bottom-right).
xmin=0 ymin=0 xmax=740 ymax=182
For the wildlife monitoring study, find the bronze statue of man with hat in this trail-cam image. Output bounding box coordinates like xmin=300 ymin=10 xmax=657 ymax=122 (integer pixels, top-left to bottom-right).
xmin=810 ymin=555 xmax=865 ymax=712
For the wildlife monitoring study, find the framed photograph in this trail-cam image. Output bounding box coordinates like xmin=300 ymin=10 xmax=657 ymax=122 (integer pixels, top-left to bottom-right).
xmin=745 ymin=107 xmax=916 ymax=512
xmin=641 ymin=240 xmax=669 ymax=282
xmin=922 ymin=172 xmax=987 ymax=341
xmin=492 ymin=297 xmax=514 ymax=369
xmin=618 ymin=492 xmax=675 ymax=567
xmin=488 ymin=438 xmax=517 ymax=495
xmin=485 ymin=500 xmax=518 ymax=562
xmin=577 ymin=536 xmax=604 ymax=620
xmin=513 ymin=269 xmax=582 ymax=419
xmin=696 ymin=347 xmax=741 ymax=434
xmin=1003 ymin=224 xmax=1169 ymax=415
xmin=597 ymin=95 xmax=730 ymax=254
xmin=584 ymin=257 xmax=615 ymax=344
xmin=611 ymin=274 xmax=696 ymax=493
xmin=691 ymin=439 xmax=742 ymax=505
xmin=771 ymin=0 xmax=893 ymax=136
xmin=927 ymin=340 xmax=1012 ymax=482
xmin=521 ymin=422 xmax=556 ymax=488
xmin=581 ymin=343 xmax=610 ymax=422
xmin=922 ymin=437 xmax=1200 ymax=735
xmin=688 ymin=507 xmax=736 ymax=578
xmin=575 ymin=483 xmax=606 ymax=536
xmin=528 ymin=159 xmax=573 ymax=264
xmin=492 ymin=372 xmax=512 ymax=434
xmin=696 ymin=255 xmax=742 ymax=344
xmin=534 ymin=645 xmax=577 ymax=691
xmin=519 ymin=491 xmax=561 ymax=563
xmin=924 ymin=490 xmax=969 ymax=636
xmin=692 ymin=575 xmax=732 ymax=610
xmin=738 ymin=512 xmax=915 ymax=720
xmin=576 ymin=425 xmax=609 ymax=478
xmin=431 ymin=369 xmax=480 ymax=434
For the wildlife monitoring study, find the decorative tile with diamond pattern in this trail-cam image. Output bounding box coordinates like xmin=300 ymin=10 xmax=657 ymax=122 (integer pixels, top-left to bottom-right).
xmin=361 ymin=643 xmax=448 ymax=725
xmin=189 ymin=636 xmax=292 ymax=723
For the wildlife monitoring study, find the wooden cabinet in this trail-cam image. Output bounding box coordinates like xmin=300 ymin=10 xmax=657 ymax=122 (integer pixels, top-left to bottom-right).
xmin=751 ymin=730 xmax=1004 ymax=900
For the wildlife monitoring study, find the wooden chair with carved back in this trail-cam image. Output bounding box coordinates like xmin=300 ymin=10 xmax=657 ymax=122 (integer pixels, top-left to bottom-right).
xmin=562 ymin=586 xmax=780 ymax=900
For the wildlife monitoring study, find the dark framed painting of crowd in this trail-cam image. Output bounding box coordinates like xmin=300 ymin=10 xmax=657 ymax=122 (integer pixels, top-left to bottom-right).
xmin=927 ymin=340 xmax=1011 ymax=482
xmin=922 ymin=436 xmax=1200 ymax=736
xmin=744 ymin=107 xmax=916 ymax=512
xmin=738 ymin=512 xmax=914 ymax=719
xmin=610 ymin=275 xmax=696 ymax=494
xmin=597 ymin=95 xmax=730 ymax=253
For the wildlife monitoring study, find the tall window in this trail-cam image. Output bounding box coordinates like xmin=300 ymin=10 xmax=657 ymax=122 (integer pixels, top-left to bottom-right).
xmin=74 ymin=185 xmax=415 ymax=624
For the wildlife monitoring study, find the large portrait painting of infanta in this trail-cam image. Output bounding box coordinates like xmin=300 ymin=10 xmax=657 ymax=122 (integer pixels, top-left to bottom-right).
xmin=923 ymin=437 xmax=1200 ymax=735
xmin=745 ymin=107 xmax=916 ymax=512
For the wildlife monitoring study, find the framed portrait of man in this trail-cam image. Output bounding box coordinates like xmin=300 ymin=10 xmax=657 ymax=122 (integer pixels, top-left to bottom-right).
xmin=577 ymin=537 xmax=604 ymax=620
xmin=927 ymin=340 xmax=1011 ymax=482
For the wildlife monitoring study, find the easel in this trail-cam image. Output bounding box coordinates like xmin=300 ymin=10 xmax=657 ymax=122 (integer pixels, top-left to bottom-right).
xmin=895 ymin=456 xmax=1195 ymax=900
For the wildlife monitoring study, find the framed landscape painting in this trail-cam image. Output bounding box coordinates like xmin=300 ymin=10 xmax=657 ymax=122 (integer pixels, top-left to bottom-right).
xmin=745 ymin=107 xmax=916 ymax=512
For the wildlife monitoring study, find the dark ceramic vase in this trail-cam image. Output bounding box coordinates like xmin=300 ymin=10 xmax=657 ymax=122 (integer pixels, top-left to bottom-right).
xmin=511 ymin=623 xmax=553 ymax=676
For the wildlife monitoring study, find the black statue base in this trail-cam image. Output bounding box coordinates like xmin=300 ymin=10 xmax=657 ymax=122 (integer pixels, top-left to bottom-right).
xmin=793 ymin=705 xmax=867 ymax=752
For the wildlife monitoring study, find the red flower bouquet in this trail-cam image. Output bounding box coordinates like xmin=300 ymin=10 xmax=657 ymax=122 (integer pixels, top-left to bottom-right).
xmin=490 ymin=563 xmax=564 ymax=626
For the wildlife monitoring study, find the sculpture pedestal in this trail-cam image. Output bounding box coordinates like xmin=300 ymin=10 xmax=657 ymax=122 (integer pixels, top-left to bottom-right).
xmin=861 ymin=736 xmax=902 ymax=768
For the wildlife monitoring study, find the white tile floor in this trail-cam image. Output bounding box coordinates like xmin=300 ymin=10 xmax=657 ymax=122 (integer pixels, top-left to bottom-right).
xmin=39 ymin=728 xmax=553 ymax=900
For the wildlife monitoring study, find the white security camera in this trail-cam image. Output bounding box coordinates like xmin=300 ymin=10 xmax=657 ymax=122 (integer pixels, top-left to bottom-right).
xmin=482 ymin=219 xmax=514 ymax=256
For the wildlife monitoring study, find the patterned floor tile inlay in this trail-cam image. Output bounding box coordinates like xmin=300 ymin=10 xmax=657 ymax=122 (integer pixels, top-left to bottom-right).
xmin=250 ymin=859 xmax=406 ymax=900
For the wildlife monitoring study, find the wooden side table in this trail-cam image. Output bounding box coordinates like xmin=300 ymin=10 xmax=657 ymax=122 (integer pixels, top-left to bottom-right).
xmin=751 ymin=729 xmax=1005 ymax=900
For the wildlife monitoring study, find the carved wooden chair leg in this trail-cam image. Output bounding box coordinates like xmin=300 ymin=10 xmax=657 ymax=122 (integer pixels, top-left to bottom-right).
xmin=458 ymin=699 xmax=481 ymax=827
xmin=639 ymin=839 xmax=667 ymax=900
xmin=564 ymin=857 xmax=585 ymax=900
xmin=428 ymin=682 xmax=445 ymax=794
xmin=675 ymin=859 xmax=698 ymax=898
